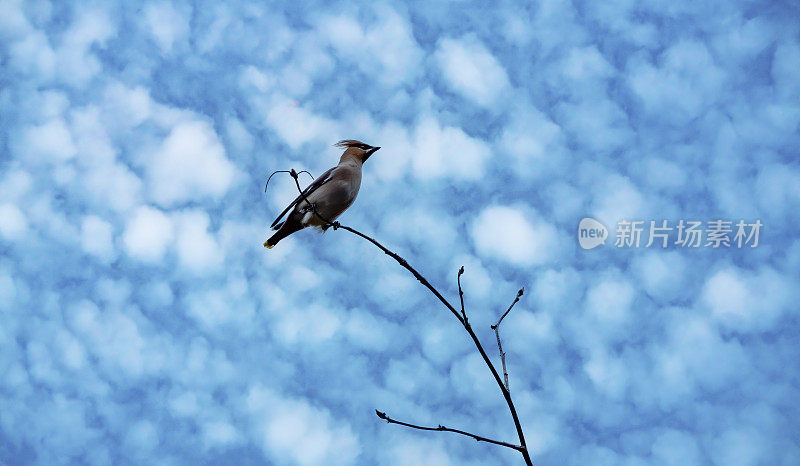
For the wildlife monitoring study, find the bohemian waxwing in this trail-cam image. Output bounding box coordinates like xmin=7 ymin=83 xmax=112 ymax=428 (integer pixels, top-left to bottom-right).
xmin=264 ymin=140 xmax=380 ymax=248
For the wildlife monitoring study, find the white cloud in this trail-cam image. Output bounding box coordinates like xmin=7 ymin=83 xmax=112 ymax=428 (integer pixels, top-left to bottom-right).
xmin=631 ymin=251 xmax=688 ymax=303
xmin=56 ymin=10 xmax=115 ymax=87
xmin=273 ymin=302 xmax=341 ymax=346
xmin=449 ymin=254 xmax=493 ymax=303
xmin=380 ymin=436 xmax=454 ymax=466
xmin=370 ymin=271 xmax=423 ymax=315
xmin=662 ymin=311 xmax=749 ymax=393
xmin=532 ymin=267 xmax=583 ymax=312
xmin=66 ymin=300 xmax=164 ymax=379
xmin=384 ymin=354 xmax=439 ymax=396
xmin=710 ymin=428 xmax=764 ymax=466
xmin=19 ymin=118 xmax=77 ymax=162
xmin=583 ymin=2 xmax=657 ymax=48
xmin=585 ymin=276 xmax=635 ymax=326
xmin=102 ymin=83 xmax=154 ymax=127
xmin=420 ymin=323 xmax=469 ymax=366
xmin=318 ymin=6 xmax=422 ymax=86
xmin=711 ymin=16 xmax=773 ymax=65
xmin=550 ymin=45 xmax=616 ymax=100
xmin=529 ymin=0 xmax=587 ymax=54
xmin=122 ymin=205 xmax=174 ymax=263
xmin=504 ymin=308 xmax=559 ymax=353
xmin=367 ymin=121 xmax=412 ymax=181
xmin=772 ymin=41 xmax=800 ymax=98
xmin=435 ymin=36 xmax=510 ymax=107
xmin=1 ymin=1 xmax=798 ymax=464
xmin=0 ymin=169 xmax=33 ymax=203
xmin=650 ymin=429 xmax=702 ymax=466
xmin=410 ymin=117 xmax=490 ymax=180
xmin=124 ymin=420 xmax=159 ymax=454
xmin=0 ymin=0 xmax=31 ymax=38
xmin=471 ymin=205 xmax=563 ymax=266
xmin=148 ymin=120 xmax=238 ymax=206
xmin=584 ymin=346 xmax=628 ymax=400
xmin=0 ymin=203 xmax=28 ymax=241
xmin=449 ymin=353 xmax=499 ymax=408
xmin=144 ymin=2 xmax=190 ymax=54
xmin=500 ymin=102 xmax=568 ymax=179
xmin=245 ymin=386 xmax=360 ymax=465
xmin=755 ymin=163 xmax=800 ymax=223
xmin=591 ymin=174 xmax=647 ymax=229
xmin=0 ymin=269 xmax=19 ymax=312
xmin=8 ymin=28 xmax=56 ymax=79
xmin=264 ymin=97 xmax=337 ymax=150
xmin=637 ymin=157 xmax=687 ymax=193
xmin=173 ymin=210 xmax=224 ymax=273
xmin=628 ymin=40 xmax=724 ymax=124
xmin=201 ymin=419 xmax=241 ymax=449
xmin=343 ymin=310 xmax=398 ymax=352
xmin=185 ymin=275 xmax=256 ymax=329
xmin=70 ymin=105 xmax=116 ymax=164
xmin=555 ymin=97 xmax=633 ymax=154
xmin=82 ymin=159 xmax=144 ymax=213
xmin=80 ymin=215 xmax=116 ymax=262
xmin=702 ymin=266 xmax=794 ymax=333
xmin=379 ymin=206 xmax=460 ymax=265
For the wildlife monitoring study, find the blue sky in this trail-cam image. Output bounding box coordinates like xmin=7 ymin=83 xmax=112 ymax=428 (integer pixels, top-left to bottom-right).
xmin=1 ymin=0 xmax=799 ymax=464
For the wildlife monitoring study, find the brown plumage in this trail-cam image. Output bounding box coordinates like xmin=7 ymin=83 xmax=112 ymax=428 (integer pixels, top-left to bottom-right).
xmin=264 ymin=140 xmax=380 ymax=249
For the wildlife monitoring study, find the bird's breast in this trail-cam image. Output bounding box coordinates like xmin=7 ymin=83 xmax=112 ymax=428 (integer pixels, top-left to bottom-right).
xmin=302 ymin=167 xmax=361 ymax=220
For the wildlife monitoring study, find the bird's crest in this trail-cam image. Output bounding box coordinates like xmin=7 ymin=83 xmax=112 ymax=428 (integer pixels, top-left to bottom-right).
xmin=334 ymin=139 xmax=368 ymax=148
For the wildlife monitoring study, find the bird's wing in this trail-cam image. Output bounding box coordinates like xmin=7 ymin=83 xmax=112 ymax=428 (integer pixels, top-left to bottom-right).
xmin=270 ymin=166 xmax=336 ymax=229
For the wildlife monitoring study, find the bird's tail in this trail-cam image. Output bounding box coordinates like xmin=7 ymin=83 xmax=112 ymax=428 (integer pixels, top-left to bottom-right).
xmin=264 ymin=218 xmax=303 ymax=249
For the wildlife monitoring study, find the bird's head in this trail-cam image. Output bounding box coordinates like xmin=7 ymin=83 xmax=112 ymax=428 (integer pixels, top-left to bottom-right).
xmin=335 ymin=139 xmax=381 ymax=163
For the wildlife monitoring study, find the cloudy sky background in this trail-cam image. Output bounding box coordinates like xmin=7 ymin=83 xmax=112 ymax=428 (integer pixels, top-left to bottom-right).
xmin=2 ymin=0 xmax=799 ymax=464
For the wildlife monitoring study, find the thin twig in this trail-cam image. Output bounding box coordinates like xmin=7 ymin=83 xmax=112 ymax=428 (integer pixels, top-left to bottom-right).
xmin=265 ymin=169 xmax=313 ymax=193
xmin=280 ymin=169 xmax=532 ymax=465
xmin=491 ymin=288 xmax=524 ymax=392
xmin=345 ymin=236 xmax=532 ymax=464
xmin=375 ymin=410 xmax=524 ymax=452
xmin=457 ymin=266 xmax=467 ymax=323
xmin=494 ymin=288 xmax=524 ymax=329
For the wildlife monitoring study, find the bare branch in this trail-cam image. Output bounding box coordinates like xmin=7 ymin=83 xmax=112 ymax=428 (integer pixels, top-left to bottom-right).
xmin=491 ymin=288 xmax=524 ymax=391
xmin=278 ymin=169 xmax=532 ymax=465
xmin=375 ymin=410 xmax=524 ymax=452
xmin=457 ymin=266 xmax=467 ymax=322
xmin=494 ymin=329 xmax=509 ymax=391
xmin=494 ymin=288 xmax=524 ymax=329
xmin=264 ymin=169 xmax=313 ymax=193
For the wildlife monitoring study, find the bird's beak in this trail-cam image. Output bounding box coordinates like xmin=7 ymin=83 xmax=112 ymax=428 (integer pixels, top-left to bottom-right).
xmin=363 ymin=146 xmax=380 ymax=162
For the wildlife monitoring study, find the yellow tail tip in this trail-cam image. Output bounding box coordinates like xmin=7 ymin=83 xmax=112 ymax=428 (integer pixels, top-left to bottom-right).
xmin=263 ymin=241 xmax=274 ymax=249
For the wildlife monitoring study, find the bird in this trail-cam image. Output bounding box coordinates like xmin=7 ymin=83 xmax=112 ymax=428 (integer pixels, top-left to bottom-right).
xmin=264 ymin=140 xmax=380 ymax=249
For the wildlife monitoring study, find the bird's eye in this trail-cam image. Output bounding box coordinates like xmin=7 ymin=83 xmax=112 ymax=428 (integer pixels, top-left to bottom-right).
xmin=359 ymin=144 xmax=370 ymax=150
